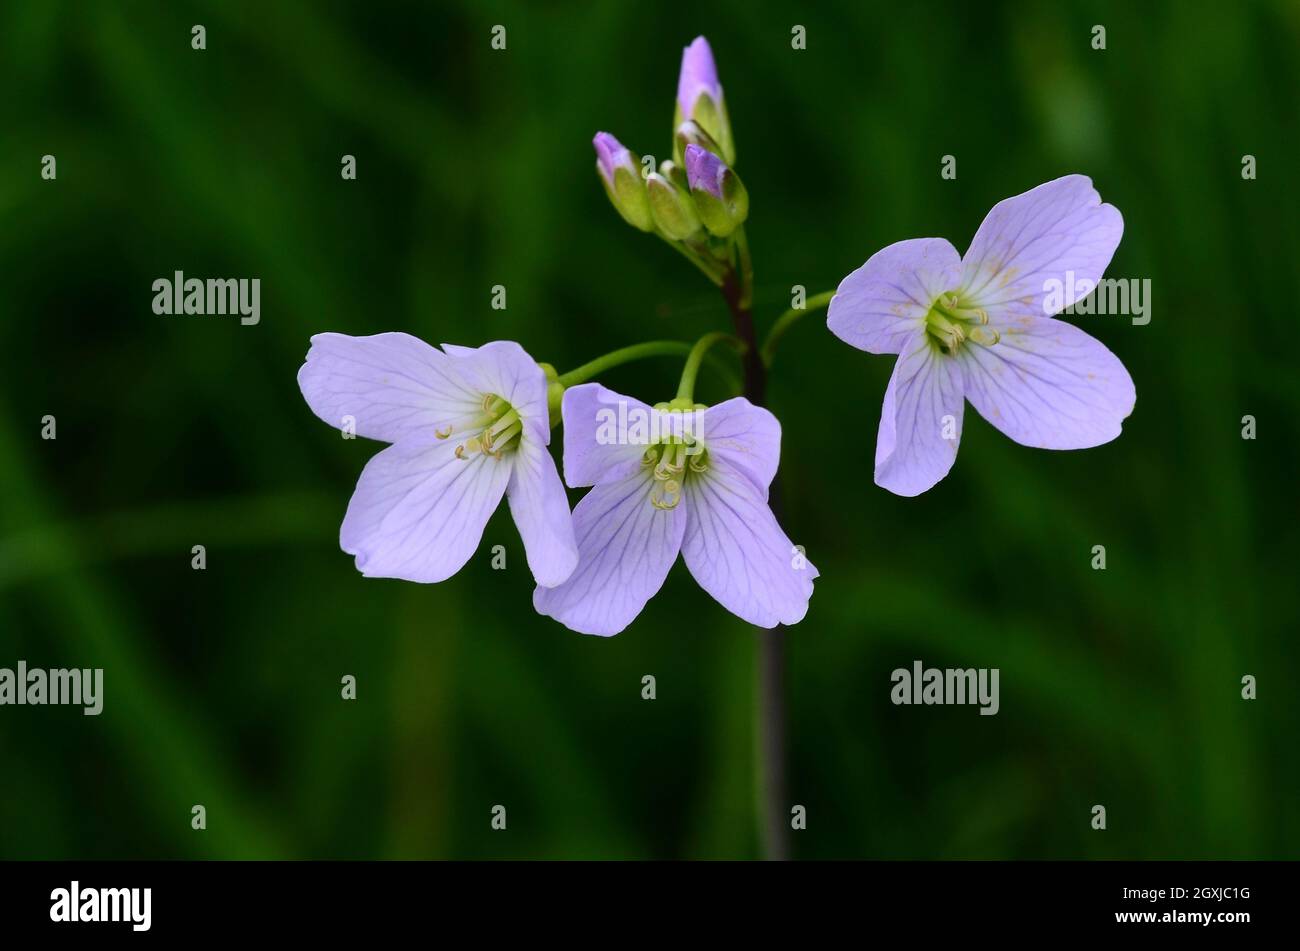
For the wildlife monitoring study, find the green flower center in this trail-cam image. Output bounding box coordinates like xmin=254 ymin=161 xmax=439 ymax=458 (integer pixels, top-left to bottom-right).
xmin=643 ymin=399 xmax=710 ymax=510
xmin=449 ymin=394 xmax=522 ymax=460
xmin=925 ymin=293 xmax=1000 ymax=355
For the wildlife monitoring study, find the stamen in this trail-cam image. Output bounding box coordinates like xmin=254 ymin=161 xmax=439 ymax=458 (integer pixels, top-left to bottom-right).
xmin=653 ymin=444 xmax=676 ymax=480
xmin=435 ymin=424 xmax=453 ymax=439
xmin=487 ymin=421 xmax=522 ymax=454
xmin=455 ymin=436 xmax=483 ymax=459
xmin=968 ymin=326 xmax=1000 ymax=346
xmin=490 ymin=408 xmax=520 ymax=434
xmin=651 ymin=478 xmax=682 ymax=510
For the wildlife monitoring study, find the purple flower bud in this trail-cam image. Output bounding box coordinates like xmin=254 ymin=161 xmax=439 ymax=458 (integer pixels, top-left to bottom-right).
xmin=676 ymin=36 xmax=723 ymax=118
xmin=684 ymin=144 xmax=748 ymax=237
xmin=683 ymin=144 xmax=725 ymax=200
xmin=593 ymin=131 xmax=637 ymax=187
xmin=593 ymin=131 xmax=653 ymax=231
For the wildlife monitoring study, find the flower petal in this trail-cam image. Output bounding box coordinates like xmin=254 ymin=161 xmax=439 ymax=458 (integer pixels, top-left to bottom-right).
xmin=443 ymin=340 xmax=549 ymax=431
xmin=298 ymin=332 xmax=483 ymax=443
xmin=681 ymin=457 xmax=817 ymax=628
xmin=827 ymin=238 xmax=962 ymax=355
xmin=560 ymin=383 xmax=670 ymax=488
xmin=960 ymin=175 xmax=1124 ymax=320
xmin=340 ymin=439 xmax=511 ymax=583
xmin=677 ymin=36 xmax=723 ymax=116
xmin=875 ymin=332 xmax=965 ymax=496
xmin=700 ymin=397 xmax=781 ymax=497
xmin=958 ymin=316 xmax=1135 ymax=449
xmin=533 ymin=468 xmax=686 ymax=637
xmin=507 ymin=437 xmax=578 ymax=587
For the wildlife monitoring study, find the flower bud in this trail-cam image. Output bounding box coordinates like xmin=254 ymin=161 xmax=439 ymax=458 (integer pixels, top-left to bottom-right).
xmin=672 ymin=119 xmax=725 ymax=168
xmin=593 ymin=131 xmax=653 ymax=232
xmin=684 ymin=144 xmax=748 ymax=237
xmin=675 ymin=36 xmax=734 ymax=164
xmin=645 ymin=161 xmax=701 ymax=241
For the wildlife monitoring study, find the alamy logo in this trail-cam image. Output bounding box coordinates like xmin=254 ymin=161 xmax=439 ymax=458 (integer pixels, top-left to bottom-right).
xmin=1042 ymin=270 xmax=1150 ymax=325
xmin=594 ymin=401 xmax=704 ymax=445
xmin=50 ymin=881 xmax=151 ymax=932
xmin=0 ymin=661 xmax=103 ymax=715
xmin=891 ymin=660 xmax=1000 ymax=715
xmin=152 ymin=271 xmax=260 ymax=325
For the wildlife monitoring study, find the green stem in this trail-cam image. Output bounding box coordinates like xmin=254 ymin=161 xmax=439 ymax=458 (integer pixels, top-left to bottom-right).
xmin=675 ymin=332 xmax=746 ymax=403
xmin=557 ymin=341 xmax=694 ymax=388
xmin=760 ymin=289 xmax=836 ymax=367
xmin=664 ymin=235 xmax=726 ymax=286
xmin=733 ymin=227 xmax=754 ymax=309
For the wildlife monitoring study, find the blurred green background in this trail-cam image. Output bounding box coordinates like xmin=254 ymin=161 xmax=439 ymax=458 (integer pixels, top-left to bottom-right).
xmin=1 ymin=0 xmax=1297 ymax=859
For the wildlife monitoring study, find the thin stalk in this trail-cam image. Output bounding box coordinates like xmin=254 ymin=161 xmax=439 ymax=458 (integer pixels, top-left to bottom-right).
xmin=664 ymin=236 xmax=726 ymax=286
xmin=557 ymin=341 xmax=693 ymax=388
xmin=675 ymin=332 xmax=745 ymax=403
xmin=761 ymin=290 xmax=836 ymax=366
xmin=720 ymin=227 xmax=789 ymax=862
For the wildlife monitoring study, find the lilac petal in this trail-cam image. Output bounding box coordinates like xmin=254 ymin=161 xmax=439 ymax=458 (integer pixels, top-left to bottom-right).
xmin=958 ymin=316 xmax=1135 ymax=449
xmin=875 ymin=332 xmax=965 ymax=496
xmin=560 ymin=383 xmax=668 ymax=488
xmin=533 ymin=468 xmax=686 ymax=637
xmin=592 ymin=131 xmax=632 ymax=186
xmin=506 ymin=436 xmax=578 ymax=587
xmin=827 ymin=238 xmax=963 ymax=355
xmin=340 ymin=439 xmax=512 ymax=583
xmin=959 ymin=175 xmax=1124 ymax=321
xmin=441 ymin=341 xmax=549 ymax=433
xmin=683 ymin=144 xmax=726 ymax=200
xmin=699 ymin=398 xmax=781 ymax=498
xmin=297 ymin=332 xmax=483 ymax=443
xmin=676 ymin=36 xmax=722 ymax=116
xmin=681 ymin=456 xmax=818 ymax=628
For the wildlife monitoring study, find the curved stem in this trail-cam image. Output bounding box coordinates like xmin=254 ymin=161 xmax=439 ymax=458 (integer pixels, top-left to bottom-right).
xmin=556 ymin=341 xmax=693 ymax=389
xmin=760 ymin=290 xmax=835 ymax=367
xmin=675 ymin=332 xmax=745 ymax=403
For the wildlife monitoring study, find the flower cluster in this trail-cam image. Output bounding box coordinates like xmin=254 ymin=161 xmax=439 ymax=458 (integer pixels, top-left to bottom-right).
xmin=595 ymin=37 xmax=749 ymax=284
xmin=296 ymin=35 xmax=1135 ymax=639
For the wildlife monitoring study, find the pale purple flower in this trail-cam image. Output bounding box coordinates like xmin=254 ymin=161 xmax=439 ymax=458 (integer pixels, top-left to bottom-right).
xmin=297 ymin=334 xmax=578 ymax=585
xmin=676 ymin=36 xmax=723 ymax=119
xmin=827 ymin=175 xmax=1136 ymax=496
xmin=534 ymin=384 xmax=817 ymax=636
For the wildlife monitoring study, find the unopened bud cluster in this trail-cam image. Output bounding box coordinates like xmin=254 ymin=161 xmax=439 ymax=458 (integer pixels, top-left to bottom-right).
xmin=593 ymin=36 xmax=749 ymax=258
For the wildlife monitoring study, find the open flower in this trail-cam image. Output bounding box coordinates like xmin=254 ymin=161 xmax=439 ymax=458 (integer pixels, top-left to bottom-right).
xmin=534 ymin=384 xmax=817 ymax=636
xmin=827 ymin=175 xmax=1136 ymax=496
xmin=297 ymin=333 xmax=578 ymax=585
